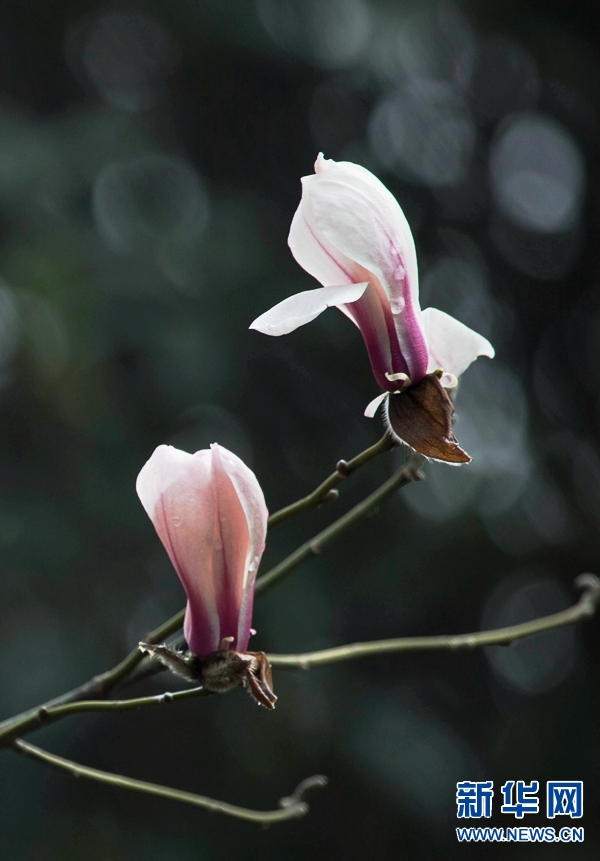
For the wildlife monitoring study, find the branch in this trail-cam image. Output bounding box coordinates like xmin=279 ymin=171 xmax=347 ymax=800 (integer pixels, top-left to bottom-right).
xmin=268 ymin=574 xmax=600 ymax=669
xmin=125 ymin=452 xmax=422 ymax=684
xmin=0 ymin=450 xmax=424 ymax=747
xmin=255 ymin=452 xmax=425 ymax=596
xmin=0 ymin=607 xmax=185 ymax=747
xmin=115 ymin=451 xmax=423 ymax=687
xmin=0 ymin=687 xmax=212 ymax=746
xmin=267 ymin=431 xmax=396 ymax=528
xmin=11 ymin=739 xmax=327 ymax=825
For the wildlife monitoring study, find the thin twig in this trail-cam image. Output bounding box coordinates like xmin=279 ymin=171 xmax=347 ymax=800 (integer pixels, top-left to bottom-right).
xmin=268 ymin=574 xmax=600 ymax=669
xmin=0 ymin=687 xmax=210 ymax=745
xmin=0 ymin=607 xmax=185 ymax=747
xmin=11 ymin=739 xmax=327 ymax=825
xmin=267 ymin=431 xmax=396 ymax=528
xmin=255 ymin=452 xmax=425 ymax=596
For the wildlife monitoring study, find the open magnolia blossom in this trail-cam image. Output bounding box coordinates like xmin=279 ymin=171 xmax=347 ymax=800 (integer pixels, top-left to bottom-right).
xmin=136 ymin=443 xmax=276 ymax=708
xmin=250 ymin=154 xmax=494 ymax=463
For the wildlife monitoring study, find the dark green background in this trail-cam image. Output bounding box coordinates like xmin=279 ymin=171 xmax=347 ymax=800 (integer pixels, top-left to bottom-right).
xmin=0 ymin=0 xmax=598 ymax=858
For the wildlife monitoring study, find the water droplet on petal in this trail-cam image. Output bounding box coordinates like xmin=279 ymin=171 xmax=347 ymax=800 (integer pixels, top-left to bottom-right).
xmin=389 ymin=295 xmax=405 ymax=315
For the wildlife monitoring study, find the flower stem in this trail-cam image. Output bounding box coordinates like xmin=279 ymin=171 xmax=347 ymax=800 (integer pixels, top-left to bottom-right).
xmin=267 ymin=431 xmax=396 ymax=528
xmin=11 ymin=739 xmax=327 ymax=825
xmin=268 ymin=574 xmax=600 ymax=669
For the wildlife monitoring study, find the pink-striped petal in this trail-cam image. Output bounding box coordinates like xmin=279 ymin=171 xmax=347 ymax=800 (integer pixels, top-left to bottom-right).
xmin=214 ymin=444 xmax=268 ymax=654
xmin=305 ymin=158 xmax=428 ymax=381
xmin=288 ymin=155 xmax=429 ymax=383
xmin=343 ymin=282 xmax=409 ymax=389
xmin=251 ymin=154 xmax=494 ymax=405
xmin=303 ymin=156 xmax=419 ymax=310
xmin=136 ymin=444 xmax=268 ymax=657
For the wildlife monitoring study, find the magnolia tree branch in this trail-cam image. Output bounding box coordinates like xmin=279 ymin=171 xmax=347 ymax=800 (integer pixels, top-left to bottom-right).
xmin=0 ymin=687 xmax=212 ymax=746
xmin=0 ymin=605 xmax=191 ymax=747
xmin=267 ymin=431 xmax=396 ymax=528
xmin=11 ymin=739 xmax=327 ymax=826
xmin=0 ymin=448 xmax=421 ymax=748
xmin=6 ymin=454 xmax=595 ymax=764
xmin=2 ymin=572 xmax=597 ymax=747
xmin=125 ymin=452 xmax=424 ymax=684
xmin=268 ymin=574 xmax=600 ymax=669
xmin=256 ymin=452 xmax=425 ymax=596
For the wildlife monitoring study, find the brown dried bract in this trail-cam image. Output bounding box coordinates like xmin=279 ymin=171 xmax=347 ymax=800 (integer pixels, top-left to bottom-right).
xmin=241 ymin=651 xmax=277 ymax=709
xmin=138 ymin=642 xmax=277 ymax=709
xmin=385 ymin=373 xmax=471 ymax=463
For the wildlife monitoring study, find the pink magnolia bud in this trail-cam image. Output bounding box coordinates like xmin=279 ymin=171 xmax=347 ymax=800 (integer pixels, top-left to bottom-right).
xmin=250 ymin=154 xmax=494 ymax=396
xmin=136 ymin=443 xmax=268 ymax=658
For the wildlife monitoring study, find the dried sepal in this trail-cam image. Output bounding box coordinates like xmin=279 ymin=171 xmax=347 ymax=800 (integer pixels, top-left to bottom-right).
xmin=138 ymin=642 xmax=277 ymax=709
xmin=242 ymin=651 xmax=277 ymax=709
xmin=384 ymin=373 xmax=471 ymax=463
xmin=138 ymin=642 xmax=203 ymax=683
xmin=200 ymin=649 xmax=255 ymax=693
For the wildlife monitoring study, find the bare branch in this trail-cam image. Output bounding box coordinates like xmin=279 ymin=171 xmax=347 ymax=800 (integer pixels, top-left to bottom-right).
xmin=268 ymin=574 xmax=600 ymax=669
xmin=0 ymin=687 xmax=212 ymax=745
xmin=0 ymin=449 xmax=423 ymax=746
xmin=0 ymin=608 xmax=185 ymax=747
xmin=255 ymin=452 xmax=425 ymax=596
xmin=11 ymin=739 xmax=327 ymax=826
xmin=267 ymin=431 xmax=396 ymax=528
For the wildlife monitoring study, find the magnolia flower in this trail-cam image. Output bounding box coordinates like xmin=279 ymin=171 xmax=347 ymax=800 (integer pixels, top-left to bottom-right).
xmin=136 ymin=443 xmax=276 ymax=707
xmin=250 ymin=154 xmax=494 ymax=462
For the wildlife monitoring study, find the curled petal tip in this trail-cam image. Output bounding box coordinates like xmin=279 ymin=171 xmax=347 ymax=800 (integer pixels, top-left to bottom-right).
xmin=364 ymin=392 xmax=388 ymax=418
xmin=314 ymin=152 xmax=331 ymax=173
xmin=385 ymin=371 xmax=410 ymax=385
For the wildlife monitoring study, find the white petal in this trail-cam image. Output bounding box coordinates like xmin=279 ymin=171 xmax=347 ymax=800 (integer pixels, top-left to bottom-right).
xmin=288 ymin=202 xmax=357 ymax=287
xmin=364 ymin=392 xmax=388 ymax=417
xmin=315 ymin=152 xmax=333 ymax=173
xmin=298 ymin=159 xmax=429 ymax=382
xmin=209 ymin=444 xmax=268 ymax=652
xmin=305 ymin=173 xmax=419 ymax=306
xmin=441 ymin=372 xmax=458 ymax=388
xmin=249 ymin=283 xmax=370 ymax=336
xmin=136 ymin=445 xmax=211 ymax=521
xmin=422 ymin=307 xmax=495 ymax=379
xmin=213 ymin=443 xmax=268 ymax=590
